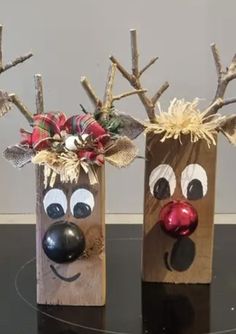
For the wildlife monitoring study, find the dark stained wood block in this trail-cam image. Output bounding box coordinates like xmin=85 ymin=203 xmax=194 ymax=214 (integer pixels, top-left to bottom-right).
xmin=36 ymin=166 xmax=105 ymax=305
xmin=142 ymin=133 xmax=217 ymax=283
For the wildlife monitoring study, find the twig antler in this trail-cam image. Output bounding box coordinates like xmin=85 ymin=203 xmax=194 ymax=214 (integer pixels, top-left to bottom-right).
xmin=0 ymin=25 xmax=33 ymax=75
xmin=34 ymin=74 xmax=44 ymax=115
xmin=80 ymin=76 xmax=102 ymax=108
xmin=205 ymin=44 xmax=236 ymax=117
xmin=8 ymin=93 xmax=33 ymax=124
xmin=7 ymin=74 xmax=45 ymax=124
xmin=80 ymin=63 xmax=146 ymax=120
xmin=109 ymin=29 xmax=169 ymax=123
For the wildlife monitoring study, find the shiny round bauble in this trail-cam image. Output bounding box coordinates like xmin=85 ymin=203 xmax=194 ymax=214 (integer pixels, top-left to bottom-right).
xmin=159 ymin=201 xmax=198 ymax=238
xmin=42 ymin=221 xmax=85 ymax=263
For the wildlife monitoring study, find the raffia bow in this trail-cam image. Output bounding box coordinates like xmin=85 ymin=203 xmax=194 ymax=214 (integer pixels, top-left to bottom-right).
xmin=146 ymin=99 xmax=225 ymax=147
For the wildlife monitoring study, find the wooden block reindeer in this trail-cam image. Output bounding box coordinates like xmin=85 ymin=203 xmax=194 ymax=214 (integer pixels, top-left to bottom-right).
xmin=1 ymin=64 xmax=144 ymax=305
xmin=0 ymin=24 xmax=32 ymax=116
xmin=111 ymin=29 xmax=236 ymax=283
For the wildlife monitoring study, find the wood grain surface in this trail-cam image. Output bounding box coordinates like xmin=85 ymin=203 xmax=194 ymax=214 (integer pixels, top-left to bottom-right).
xmin=36 ymin=166 xmax=106 ymax=305
xmin=142 ymin=133 xmax=217 ymax=283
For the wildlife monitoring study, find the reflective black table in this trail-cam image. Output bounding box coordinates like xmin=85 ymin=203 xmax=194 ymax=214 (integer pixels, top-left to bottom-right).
xmin=1 ymin=224 xmax=236 ymax=334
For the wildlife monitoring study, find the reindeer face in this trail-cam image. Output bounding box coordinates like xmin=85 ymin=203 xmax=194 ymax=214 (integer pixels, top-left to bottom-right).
xmin=148 ymin=157 xmax=208 ymax=238
xmin=42 ymin=186 xmax=95 ymax=266
xmin=36 ymin=166 xmax=105 ymax=305
xmin=143 ymin=133 xmax=217 ymax=282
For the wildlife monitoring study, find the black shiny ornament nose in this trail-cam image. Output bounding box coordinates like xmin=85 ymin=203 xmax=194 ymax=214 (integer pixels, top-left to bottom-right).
xmin=42 ymin=221 xmax=85 ymax=264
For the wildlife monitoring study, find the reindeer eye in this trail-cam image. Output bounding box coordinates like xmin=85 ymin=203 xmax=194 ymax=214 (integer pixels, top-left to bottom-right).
xmin=43 ymin=189 xmax=67 ymax=219
xmin=70 ymin=189 xmax=94 ymax=219
xmin=154 ymin=178 xmax=170 ymax=199
xmin=149 ymin=164 xmax=176 ymax=199
xmin=181 ymin=164 xmax=207 ymax=200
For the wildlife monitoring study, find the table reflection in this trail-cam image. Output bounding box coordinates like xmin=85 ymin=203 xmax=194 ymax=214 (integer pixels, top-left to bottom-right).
xmin=37 ymin=304 xmax=105 ymax=334
xmin=142 ymin=282 xmax=210 ymax=334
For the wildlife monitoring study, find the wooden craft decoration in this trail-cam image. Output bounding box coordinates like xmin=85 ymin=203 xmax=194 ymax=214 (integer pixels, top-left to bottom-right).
xmin=110 ymin=29 xmax=236 ymax=283
xmin=32 ymin=76 xmax=106 ymax=305
xmin=143 ymin=134 xmax=217 ymax=283
xmin=2 ymin=61 xmax=144 ymax=304
xmin=36 ymin=163 xmax=106 ymax=305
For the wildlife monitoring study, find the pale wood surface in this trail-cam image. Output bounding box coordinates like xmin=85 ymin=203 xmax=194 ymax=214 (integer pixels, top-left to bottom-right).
xmin=36 ymin=166 xmax=106 ymax=306
xmin=143 ymin=133 xmax=217 ymax=283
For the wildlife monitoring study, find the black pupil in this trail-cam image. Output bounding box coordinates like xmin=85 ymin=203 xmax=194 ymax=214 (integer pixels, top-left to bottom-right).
xmin=153 ymin=177 xmax=170 ymax=199
xmin=46 ymin=203 xmax=65 ymax=219
xmin=187 ymin=179 xmax=203 ymax=200
xmin=73 ymin=202 xmax=91 ymax=218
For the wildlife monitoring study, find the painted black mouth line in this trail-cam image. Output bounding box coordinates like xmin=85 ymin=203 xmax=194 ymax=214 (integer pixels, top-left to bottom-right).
xmin=50 ymin=265 xmax=81 ymax=282
xmin=164 ymin=251 xmax=172 ymax=271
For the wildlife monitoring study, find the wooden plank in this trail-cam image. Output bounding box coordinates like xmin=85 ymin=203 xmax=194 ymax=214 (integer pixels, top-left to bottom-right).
xmin=36 ymin=166 xmax=106 ymax=305
xmin=142 ymin=133 xmax=217 ymax=283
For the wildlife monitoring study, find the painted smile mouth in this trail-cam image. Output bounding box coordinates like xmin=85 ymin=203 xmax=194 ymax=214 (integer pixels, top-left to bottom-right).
xmin=50 ymin=265 xmax=81 ymax=282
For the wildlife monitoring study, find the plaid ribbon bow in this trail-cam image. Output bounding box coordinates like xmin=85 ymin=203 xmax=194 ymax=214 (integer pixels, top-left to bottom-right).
xmin=20 ymin=112 xmax=109 ymax=165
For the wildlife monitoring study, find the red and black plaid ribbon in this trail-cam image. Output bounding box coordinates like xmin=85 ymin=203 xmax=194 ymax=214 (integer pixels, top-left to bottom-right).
xmin=20 ymin=112 xmax=109 ymax=165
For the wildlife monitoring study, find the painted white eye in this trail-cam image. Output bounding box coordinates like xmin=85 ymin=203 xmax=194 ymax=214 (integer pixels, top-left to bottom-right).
xmin=70 ymin=188 xmax=95 ymax=219
xmin=43 ymin=189 xmax=67 ymax=219
xmin=149 ymin=164 xmax=176 ymax=199
xmin=181 ymin=164 xmax=207 ymax=200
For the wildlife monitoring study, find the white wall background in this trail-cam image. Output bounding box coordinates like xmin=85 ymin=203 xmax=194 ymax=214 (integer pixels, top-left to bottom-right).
xmin=0 ymin=0 xmax=236 ymax=213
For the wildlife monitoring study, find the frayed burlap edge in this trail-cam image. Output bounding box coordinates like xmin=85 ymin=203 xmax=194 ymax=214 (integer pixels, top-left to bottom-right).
xmin=105 ymin=136 xmax=138 ymax=167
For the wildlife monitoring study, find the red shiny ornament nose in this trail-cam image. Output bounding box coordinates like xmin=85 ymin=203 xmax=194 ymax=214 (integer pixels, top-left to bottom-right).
xmin=159 ymin=201 xmax=198 ymax=238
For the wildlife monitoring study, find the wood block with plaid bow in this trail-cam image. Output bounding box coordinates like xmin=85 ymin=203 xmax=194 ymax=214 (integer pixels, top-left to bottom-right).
xmin=2 ymin=62 xmax=145 ymax=304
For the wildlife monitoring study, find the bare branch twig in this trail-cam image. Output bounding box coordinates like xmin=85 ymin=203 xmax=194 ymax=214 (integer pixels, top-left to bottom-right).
xmin=0 ymin=53 xmax=33 ymax=74
xmin=9 ymin=93 xmax=33 ymax=124
xmin=211 ymin=43 xmax=222 ymax=77
xmin=205 ymin=44 xmax=236 ymax=117
xmin=80 ymin=76 xmax=102 ymax=108
xmin=130 ymin=29 xmax=139 ymax=77
xmin=112 ymin=89 xmax=147 ymax=102
xmin=110 ymin=29 xmax=169 ymax=123
xmin=222 ymin=97 xmax=236 ymax=107
xmin=204 ymin=98 xmax=224 ymax=116
xmin=152 ymin=81 xmax=169 ymax=105
xmin=139 ymin=56 xmax=158 ymax=77
xmin=110 ymin=53 xmax=156 ymax=122
xmin=109 ymin=55 xmax=132 ymax=82
xmin=204 ymin=97 xmax=236 ymax=117
xmin=103 ymin=64 xmax=116 ymax=110
xmin=0 ymin=24 xmax=33 ymax=74
xmin=34 ymin=74 xmax=44 ymax=115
